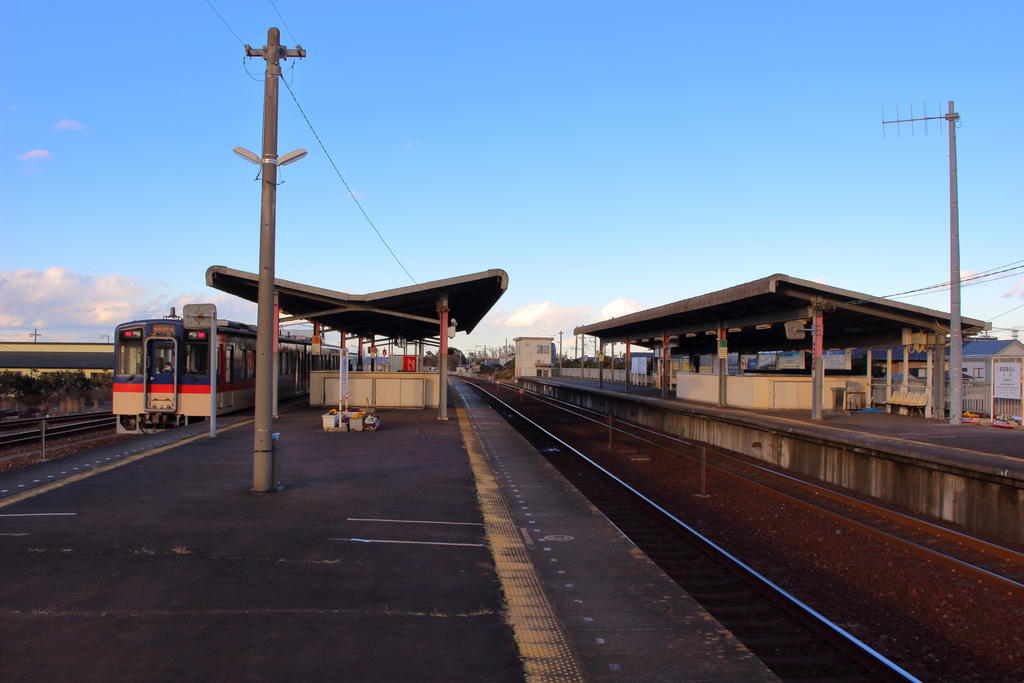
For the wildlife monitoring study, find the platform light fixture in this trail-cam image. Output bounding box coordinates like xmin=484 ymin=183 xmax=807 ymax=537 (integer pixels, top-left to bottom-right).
xmin=232 ymin=146 xmax=308 ymax=167
xmin=277 ymin=148 xmax=308 ymax=166
xmin=232 ymin=146 xmax=260 ymax=164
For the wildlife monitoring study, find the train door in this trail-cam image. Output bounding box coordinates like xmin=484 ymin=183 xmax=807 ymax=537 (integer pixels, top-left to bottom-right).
xmin=218 ymin=342 xmax=234 ymax=410
xmin=144 ymin=337 xmax=178 ymax=412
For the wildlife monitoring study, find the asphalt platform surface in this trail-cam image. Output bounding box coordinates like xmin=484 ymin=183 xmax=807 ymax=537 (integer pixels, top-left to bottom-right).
xmin=0 ymin=408 xmax=522 ymax=682
xmin=0 ymin=395 xmax=774 ymax=682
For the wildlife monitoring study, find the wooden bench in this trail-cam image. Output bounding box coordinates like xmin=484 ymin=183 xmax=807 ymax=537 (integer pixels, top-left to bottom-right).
xmin=887 ymin=390 xmax=928 ymax=416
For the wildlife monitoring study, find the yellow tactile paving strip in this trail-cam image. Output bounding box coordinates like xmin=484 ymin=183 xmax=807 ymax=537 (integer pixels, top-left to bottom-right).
xmin=455 ymin=388 xmax=586 ymax=682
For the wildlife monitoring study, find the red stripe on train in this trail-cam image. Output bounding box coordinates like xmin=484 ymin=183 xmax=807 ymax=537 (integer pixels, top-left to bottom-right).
xmin=113 ymin=382 xmax=258 ymax=394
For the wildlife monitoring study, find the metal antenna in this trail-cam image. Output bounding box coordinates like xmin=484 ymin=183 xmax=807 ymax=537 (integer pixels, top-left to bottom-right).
xmin=881 ymin=100 xmax=964 ymax=425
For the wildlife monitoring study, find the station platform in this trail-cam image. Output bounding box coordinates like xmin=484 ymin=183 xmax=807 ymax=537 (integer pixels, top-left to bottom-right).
xmin=0 ymin=387 xmax=774 ymax=681
xmin=515 ymin=376 xmax=1023 ymax=546
xmin=534 ymin=378 xmax=1023 ymax=463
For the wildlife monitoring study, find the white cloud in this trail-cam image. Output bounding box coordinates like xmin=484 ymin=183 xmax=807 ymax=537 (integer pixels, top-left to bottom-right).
xmin=1002 ymin=279 xmax=1024 ymax=300
xmin=493 ymin=302 xmax=587 ymax=329
xmin=473 ymin=302 xmax=590 ymax=345
xmin=598 ymin=297 xmax=646 ymax=321
xmin=18 ymin=149 xmax=51 ymax=161
xmin=0 ymin=268 xmax=257 ymax=342
xmin=53 ymin=119 xmax=85 ymax=131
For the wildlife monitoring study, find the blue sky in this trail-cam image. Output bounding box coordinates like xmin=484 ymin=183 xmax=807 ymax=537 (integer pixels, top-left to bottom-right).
xmin=2 ymin=1 xmax=1022 ymax=351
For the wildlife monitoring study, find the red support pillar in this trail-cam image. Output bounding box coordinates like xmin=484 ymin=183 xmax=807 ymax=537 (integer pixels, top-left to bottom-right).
xmin=625 ymin=341 xmax=632 ymax=394
xmin=812 ymin=312 xmax=824 ymax=419
xmin=661 ymin=332 xmax=669 ymax=399
xmin=717 ymin=327 xmax=727 ymax=406
xmin=438 ymin=296 xmax=450 ymax=420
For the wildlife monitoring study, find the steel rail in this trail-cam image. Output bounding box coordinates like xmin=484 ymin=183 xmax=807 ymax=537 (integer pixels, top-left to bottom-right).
xmin=0 ymin=415 xmax=117 ymax=449
xmin=477 ymin=378 xmax=1024 ymax=587
xmin=460 ymin=378 xmax=918 ymax=682
xmin=0 ymin=411 xmax=114 ymax=431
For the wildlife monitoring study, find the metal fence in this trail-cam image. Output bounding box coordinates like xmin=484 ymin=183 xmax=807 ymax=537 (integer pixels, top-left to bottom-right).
xmin=551 ymin=367 xmax=652 ymax=386
xmin=942 ymin=360 xmax=1023 ymax=427
xmin=960 ymin=380 xmax=990 ymax=416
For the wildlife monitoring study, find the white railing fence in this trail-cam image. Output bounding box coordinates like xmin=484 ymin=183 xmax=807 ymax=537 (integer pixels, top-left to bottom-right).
xmin=550 ymin=367 xmax=651 ymax=386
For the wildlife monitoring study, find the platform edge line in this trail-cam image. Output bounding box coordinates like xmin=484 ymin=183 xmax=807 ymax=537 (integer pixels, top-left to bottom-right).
xmin=454 ymin=383 xmax=586 ymax=682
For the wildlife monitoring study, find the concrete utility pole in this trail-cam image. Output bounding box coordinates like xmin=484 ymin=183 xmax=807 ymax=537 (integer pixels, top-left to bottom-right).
xmin=882 ymin=100 xmax=963 ymax=424
xmin=558 ymin=331 xmax=563 ymax=376
xmin=245 ymin=28 xmax=306 ymax=493
xmin=945 ymin=101 xmax=963 ymax=425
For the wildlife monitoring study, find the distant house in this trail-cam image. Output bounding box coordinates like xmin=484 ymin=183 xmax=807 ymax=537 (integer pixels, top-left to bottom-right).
xmin=0 ymin=342 xmax=114 ymax=378
xmin=960 ymin=339 xmax=1024 ymax=380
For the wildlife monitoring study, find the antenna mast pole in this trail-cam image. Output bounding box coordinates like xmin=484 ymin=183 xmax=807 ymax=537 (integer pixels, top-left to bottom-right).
xmin=882 ymin=100 xmax=962 ymax=424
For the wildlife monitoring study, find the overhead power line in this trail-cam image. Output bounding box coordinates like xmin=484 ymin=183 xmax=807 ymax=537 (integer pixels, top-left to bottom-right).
xmin=885 ymin=264 xmax=1024 ymax=300
xmin=202 ymin=0 xmax=419 ymax=287
xmin=843 ymin=260 xmax=1024 ymax=307
xmin=990 ymin=301 xmax=1024 ymax=321
xmin=269 ymin=0 xmax=299 ymax=45
xmin=281 ymin=76 xmax=420 ymax=287
xmin=204 ymin=0 xmax=245 ymax=45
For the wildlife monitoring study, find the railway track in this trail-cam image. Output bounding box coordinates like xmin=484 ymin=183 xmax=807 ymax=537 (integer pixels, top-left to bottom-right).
xmin=460 ymin=378 xmax=918 ymax=681
xmin=480 ymin=380 xmax=1024 ymax=597
xmin=0 ymin=412 xmax=117 ymax=450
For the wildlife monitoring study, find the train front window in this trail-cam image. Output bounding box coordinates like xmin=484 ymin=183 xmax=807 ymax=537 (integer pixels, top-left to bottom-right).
xmin=117 ymin=329 xmax=143 ymax=375
xmin=150 ymin=342 xmax=175 ymax=374
xmin=185 ymin=341 xmax=209 ymax=375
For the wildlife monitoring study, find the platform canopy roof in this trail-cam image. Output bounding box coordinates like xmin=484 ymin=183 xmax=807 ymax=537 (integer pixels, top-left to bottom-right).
xmin=575 ymin=274 xmax=989 ymax=354
xmin=206 ymin=266 xmax=508 ymax=341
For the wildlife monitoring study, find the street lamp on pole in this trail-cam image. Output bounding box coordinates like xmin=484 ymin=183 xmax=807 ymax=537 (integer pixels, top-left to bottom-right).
xmin=233 ymin=140 xmax=307 ymax=493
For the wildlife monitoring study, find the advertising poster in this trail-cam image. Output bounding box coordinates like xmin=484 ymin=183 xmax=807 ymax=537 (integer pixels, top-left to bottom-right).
xmin=778 ymin=351 xmax=806 ymax=370
xmin=823 ymin=349 xmax=852 ymax=371
xmin=757 ymin=353 xmax=778 ymax=370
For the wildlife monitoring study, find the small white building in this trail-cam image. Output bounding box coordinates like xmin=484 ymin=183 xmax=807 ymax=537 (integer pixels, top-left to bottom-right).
xmin=514 ymin=337 xmax=554 ymax=378
xmin=961 ymin=339 xmax=1024 ymax=380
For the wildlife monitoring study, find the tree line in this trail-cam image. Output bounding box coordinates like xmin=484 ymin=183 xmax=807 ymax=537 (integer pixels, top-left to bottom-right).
xmin=0 ymin=371 xmax=112 ymax=415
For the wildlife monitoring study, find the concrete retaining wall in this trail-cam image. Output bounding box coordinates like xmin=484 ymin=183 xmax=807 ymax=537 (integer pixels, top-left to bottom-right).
xmin=519 ymin=378 xmax=1024 ymax=545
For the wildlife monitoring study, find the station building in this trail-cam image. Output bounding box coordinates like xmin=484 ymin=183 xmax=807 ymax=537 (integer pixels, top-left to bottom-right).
xmin=0 ymin=341 xmax=114 ymax=378
xmin=514 ymin=337 xmax=554 ymax=378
